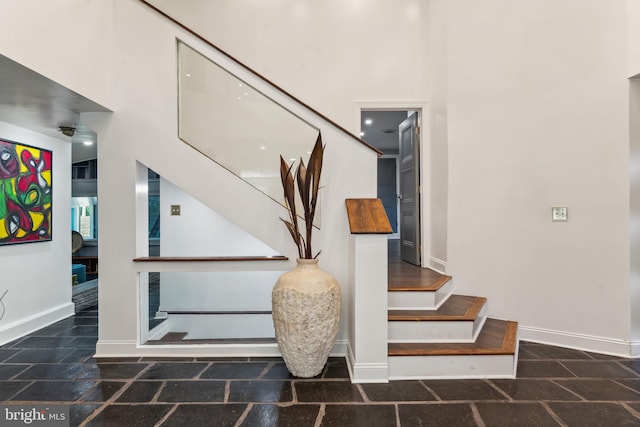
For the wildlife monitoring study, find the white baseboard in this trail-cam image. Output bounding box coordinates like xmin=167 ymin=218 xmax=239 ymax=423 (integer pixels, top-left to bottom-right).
xmin=346 ymin=342 xmax=389 ymax=383
xmin=0 ymin=302 xmax=75 ymax=346
xmin=147 ymin=319 xmax=170 ymax=341
xmin=519 ymin=325 xmax=638 ymax=358
xmin=428 ymin=256 xmax=447 ymax=274
xmin=95 ymin=340 xmax=141 ymax=357
xmin=95 ymin=339 xmax=348 ymax=359
xmin=330 ymin=339 xmax=348 ymax=357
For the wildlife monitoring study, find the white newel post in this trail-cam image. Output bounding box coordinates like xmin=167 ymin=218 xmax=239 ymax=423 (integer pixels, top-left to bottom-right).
xmin=347 ymin=234 xmax=390 ymax=383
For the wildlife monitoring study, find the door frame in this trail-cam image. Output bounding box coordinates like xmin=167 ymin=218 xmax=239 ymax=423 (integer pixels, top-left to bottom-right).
xmin=379 ymin=154 xmax=400 ymax=240
xmin=354 ymin=100 xmax=431 ymax=268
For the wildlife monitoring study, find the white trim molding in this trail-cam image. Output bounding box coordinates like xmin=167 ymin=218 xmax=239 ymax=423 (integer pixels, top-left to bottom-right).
xmin=353 ymin=99 xmax=432 ymax=269
xmin=428 ymin=256 xmax=447 ymax=274
xmin=346 ymin=343 xmax=389 ymax=383
xmin=0 ymin=302 xmax=74 ymax=346
xmin=631 ymin=341 xmax=640 ymax=358
xmin=519 ymin=325 xmax=638 ymax=358
xmin=95 ymin=339 xmax=348 ymax=359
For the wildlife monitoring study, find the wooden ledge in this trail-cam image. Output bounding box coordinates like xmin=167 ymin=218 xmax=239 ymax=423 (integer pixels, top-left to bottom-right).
xmin=133 ymin=256 xmax=288 ymax=262
xmin=345 ymin=198 xmax=393 ymax=234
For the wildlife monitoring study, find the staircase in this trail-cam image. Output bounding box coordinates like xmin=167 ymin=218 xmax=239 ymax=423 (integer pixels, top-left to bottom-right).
xmin=386 ymin=246 xmax=518 ymax=379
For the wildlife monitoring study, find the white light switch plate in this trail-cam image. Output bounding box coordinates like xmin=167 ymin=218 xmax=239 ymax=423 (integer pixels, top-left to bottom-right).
xmin=552 ymin=206 xmax=568 ymax=221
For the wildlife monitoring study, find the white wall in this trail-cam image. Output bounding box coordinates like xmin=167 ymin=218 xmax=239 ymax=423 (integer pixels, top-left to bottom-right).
xmin=147 ymin=0 xmax=429 ymax=131
xmin=632 ymin=1 xmax=640 ymax=352
xmin=426 ymin=0 xmax=449 ymax=270
xmin=630 ymin=79 xmax=640 ymax=349
xmin=446 ymin=0 xmax=631 ymax=354
xmin=159 ymin=178 xmax=280 ymax=257
xmin=0 ymin=122 xmax=74 ymax=345
xmin=0 ymin=0 xmax=115 ymax=110
xmin=88 ymin=0 xmax=377 ymax=356
xmin=147 ymin=0 xmax=450 ymax=275
xmin=629 ymin=0 xmax=640 ymax=78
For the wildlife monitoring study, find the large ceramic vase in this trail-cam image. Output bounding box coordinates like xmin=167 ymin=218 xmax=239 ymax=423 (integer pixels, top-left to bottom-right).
xmin=272 ymin=259 xmax=341 ymax=378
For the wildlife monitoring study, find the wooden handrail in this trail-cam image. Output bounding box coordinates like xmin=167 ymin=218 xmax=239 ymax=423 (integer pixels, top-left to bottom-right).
xmin=137 ymin=0 xmax=382 ymax=157
xmin=345 ymin=198 xmax=393 ymax=234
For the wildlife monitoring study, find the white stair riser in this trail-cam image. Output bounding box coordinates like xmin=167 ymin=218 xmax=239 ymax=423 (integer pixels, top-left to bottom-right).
xmin=167 ymin=314 xmax=274 ymax=339
xmin=388 ymin=304 xmax=487 ymax=343
xmin=388 ymin=354 xmax=517 ymax=379
xmin=388 ymin=280 xmax=453 ymax=310
xmin=389 ymin=317 xmax=486 ymax=343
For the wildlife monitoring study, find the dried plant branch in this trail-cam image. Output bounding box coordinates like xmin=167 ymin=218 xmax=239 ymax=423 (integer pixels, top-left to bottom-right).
xmin=280 ymin=132 xmax=325 ymax=259
xmin=280 ymin=156 xmax=303 ymax=258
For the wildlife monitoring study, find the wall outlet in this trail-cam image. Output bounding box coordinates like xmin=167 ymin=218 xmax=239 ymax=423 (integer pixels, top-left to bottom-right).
xmin=170 ymin=205 xmax=181 ymax=216
xmin=552 ymin=206 xmax=568 ymax=221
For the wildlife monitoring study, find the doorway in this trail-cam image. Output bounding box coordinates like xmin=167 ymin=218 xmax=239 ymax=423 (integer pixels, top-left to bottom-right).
xmin=360 ymin=109 xmax=422 ymax=266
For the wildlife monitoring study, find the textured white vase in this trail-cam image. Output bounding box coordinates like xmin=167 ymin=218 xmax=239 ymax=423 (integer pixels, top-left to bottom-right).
xmin=272 ymin=258 xmax=341 ymax=378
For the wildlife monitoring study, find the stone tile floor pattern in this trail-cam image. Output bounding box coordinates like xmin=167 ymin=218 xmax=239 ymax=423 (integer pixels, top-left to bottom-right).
xmin=1 ymin=307 xmax=640 ymax=426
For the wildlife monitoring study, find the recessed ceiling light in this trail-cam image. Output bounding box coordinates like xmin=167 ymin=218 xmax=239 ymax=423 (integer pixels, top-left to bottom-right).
xmin=185 ymin=73 xmax=191 ymax=78
xmin=360 ymin=131 xmax=365 ymax=137
xmin=364 ymin=118 xmax=373 ymax=125
xmin=83 ymin=141 xmax=93 ymax=146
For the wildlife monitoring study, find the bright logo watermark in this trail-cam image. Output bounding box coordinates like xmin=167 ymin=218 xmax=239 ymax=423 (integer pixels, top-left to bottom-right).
xmin=0 ymin=405 xmax=68 ymax=426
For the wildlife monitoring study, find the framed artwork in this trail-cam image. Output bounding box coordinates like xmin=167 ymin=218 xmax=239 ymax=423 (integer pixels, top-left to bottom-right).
xmin=0 ymin=138 xmax=52 ymax=246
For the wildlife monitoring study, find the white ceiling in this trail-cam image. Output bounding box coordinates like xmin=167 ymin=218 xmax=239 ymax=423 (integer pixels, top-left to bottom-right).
xmin=360 ymin=110 xmax=412 ymax=152
xmin=0 ymin=54 xmax=109 ymax=161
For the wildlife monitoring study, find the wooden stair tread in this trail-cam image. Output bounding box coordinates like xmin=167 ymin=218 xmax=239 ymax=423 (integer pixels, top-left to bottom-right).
xmin=388 ymin=318 xmax=517 ymax=356
xmin=388 ymin=268 xmax=452 ymax=292
xmin=388 ymin=295 xmax=486 ymax=321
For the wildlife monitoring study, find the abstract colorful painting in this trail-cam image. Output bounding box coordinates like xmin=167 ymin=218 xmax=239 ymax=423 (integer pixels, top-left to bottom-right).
xmin=0 ymin=139 xmax=52 ymax=245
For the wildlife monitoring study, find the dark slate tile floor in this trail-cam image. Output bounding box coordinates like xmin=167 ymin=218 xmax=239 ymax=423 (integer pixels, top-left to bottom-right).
xmin=2 ymin=307 xmax=640 ymax=426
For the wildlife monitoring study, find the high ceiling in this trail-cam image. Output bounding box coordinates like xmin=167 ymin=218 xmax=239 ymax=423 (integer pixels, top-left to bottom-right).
xmin=0 ymin=54 xmax=109 ymax=162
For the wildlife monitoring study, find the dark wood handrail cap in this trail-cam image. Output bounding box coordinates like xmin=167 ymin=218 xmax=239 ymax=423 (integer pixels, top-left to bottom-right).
xmin=345 ymin=198 xmax=393 ymax=234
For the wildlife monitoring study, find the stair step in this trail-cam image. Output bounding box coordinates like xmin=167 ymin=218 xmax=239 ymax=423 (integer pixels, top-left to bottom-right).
xmin=388 ymin=269 xmax=451 ymax=292
xmin=388 ymin=296 xmax=487 ymax=343
xmin=388 ymin=276 xmax=453 ymax=310
xmin=388 ymin=318 xmax=517 ymax=356
xmin=388 ymin=319 xmax=518 ymax=379
xmin=387 ymin=249 xmax=452 ymax=309
xmin=388 ymin=295 xmax=486 ymax=321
